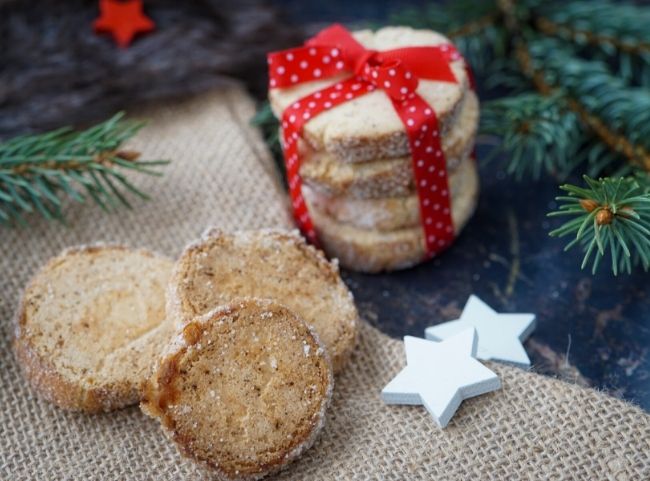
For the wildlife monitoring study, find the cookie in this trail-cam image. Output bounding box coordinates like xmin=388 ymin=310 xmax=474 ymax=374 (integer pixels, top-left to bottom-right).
xmin=269 ymin=27 xmax=469 ymax=163
xmin=308 ymin=158 xmax=479 ymax=272
xmin=298 ymin=91 xmax=479 ymax=199
xmin=13 ymin=245 xmax=174 ymax=412
xmin=304 ymin=154 xmax=477 ymax=231
xmin=142 ymin=299 xmax=333 ymax=481
xmin=167 ymin=229 xmax=358 ymax=373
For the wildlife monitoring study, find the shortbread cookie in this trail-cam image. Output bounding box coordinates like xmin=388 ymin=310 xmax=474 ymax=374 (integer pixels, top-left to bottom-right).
xmin=299 ymin=91 xmax=479 ymax=199
xmin=168 ymin=229 xmax=358 ymax=373
xmin=13 ymin=245 xmax=174 ymax=412
xmin=142 ymin=299 xmax=333 ymax=481
xmin=269 ymin=27 xmax=469 ymax=163
xmin=304 ymin=154 xmax=477 ymax=231
xmin=308 ymin=159 xmax=479 ymax=272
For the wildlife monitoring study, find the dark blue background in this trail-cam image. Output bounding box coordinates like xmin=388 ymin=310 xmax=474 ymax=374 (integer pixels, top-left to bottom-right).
xmin=277 ymin=0 xmax=650 ymax=410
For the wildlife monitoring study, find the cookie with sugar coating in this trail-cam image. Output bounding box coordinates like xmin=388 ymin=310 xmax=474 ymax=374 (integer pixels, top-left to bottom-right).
xmin=141 ymin=298 xmax=333 ymax=481
xmin=300 ymin=92 xmax=479 ymax=199
xmin=299 ymin=91 xmax=479 ymax=199
xmin=167 ymin=228 xmax=358 ymax=373
xmin=307 ymin=157 xmax=479 ymax=272
xmin=269 ymin=26 xmax=469 ymax=163
xmin=304 ymin=154 xmax=477 ymax=231
xmin=13 ymin=245 xmax=174 ymax=413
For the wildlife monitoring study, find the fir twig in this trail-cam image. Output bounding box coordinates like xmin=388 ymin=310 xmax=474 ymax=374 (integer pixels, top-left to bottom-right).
xmin=535 ymin=17 xmax=650 ymax=56
xmin=549 ymin=175 xmax=650 ymax=274
xmin=492 ymin=1 xmax=650 ymax=176
xmin=481 ymin=93 xmax=583 ymax=179
xmin=535 ymin=1 xmax=650 ymax=85
xmin=0 ymin=113 xmax=168 ymax=226
xmin=524 ymin=38 xmax=650 ymax=171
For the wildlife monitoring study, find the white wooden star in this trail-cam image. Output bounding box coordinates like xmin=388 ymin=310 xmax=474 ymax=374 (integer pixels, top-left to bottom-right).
xmin=425 ymin=295 xmax=536 ymax=367
xmin=381 ymin=329 xmax=500 ymax=428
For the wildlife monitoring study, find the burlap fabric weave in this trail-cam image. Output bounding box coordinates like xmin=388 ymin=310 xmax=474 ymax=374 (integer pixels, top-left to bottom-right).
xmin=2 ymin=87 xmax=649 ymax=480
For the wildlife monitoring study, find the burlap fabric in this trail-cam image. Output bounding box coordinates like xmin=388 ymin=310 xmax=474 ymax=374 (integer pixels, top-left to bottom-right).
xmin=2 ymin=87 xmax=649 ymax=480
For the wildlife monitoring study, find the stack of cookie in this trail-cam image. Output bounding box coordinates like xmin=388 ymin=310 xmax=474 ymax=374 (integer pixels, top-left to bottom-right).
xmin=14 ymin=229 xmax=359 ymax=481
xmin=269 ymin=27 xmax=480 ymax=272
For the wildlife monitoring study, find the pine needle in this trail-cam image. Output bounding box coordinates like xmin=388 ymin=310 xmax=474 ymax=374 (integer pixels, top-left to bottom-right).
xmin=0 ymin=113 xmax=168 ymax=226
xmin=548 ymin=175 xmax=650 ymax=274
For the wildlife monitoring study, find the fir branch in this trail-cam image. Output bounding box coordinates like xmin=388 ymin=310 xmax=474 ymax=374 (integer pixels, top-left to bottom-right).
xmin=535 ymin=0 xmax=650 ymax=86
xmin=0 ymin=113 xmax=168 ymax=226
xmin=497 ymin=0 xmax=650 ymax=175
xmin=526 ymin=38 xmax=650 ymax=170
xmin=536 ymin=1 xmax=650 ymax=54
xmin=486 ymin=0 xmax=650 ymax=175
xmin=511 ymin=40 xmax=642 ymax=177
xmin=548 ymin=175 xmax=650 ymax=275
xmin=535 ymin=16 xmax=650 ymax=57
xmin=481 ymin=93 xmax=583 ymax=179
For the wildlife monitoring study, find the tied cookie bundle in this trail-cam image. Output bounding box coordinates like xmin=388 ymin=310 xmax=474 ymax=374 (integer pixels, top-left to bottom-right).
xmin=13 ymin=229 xmax=359 ymax=480
xmin=268 ymin=25 xmax=480 ymax=272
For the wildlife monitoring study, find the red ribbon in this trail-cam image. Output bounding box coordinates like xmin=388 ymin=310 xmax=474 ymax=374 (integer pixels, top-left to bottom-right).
xmin=268 ymin=24 xmax=466 ymax=257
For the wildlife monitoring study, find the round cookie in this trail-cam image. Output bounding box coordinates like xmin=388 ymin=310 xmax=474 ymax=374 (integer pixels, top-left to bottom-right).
xmin=308 ymin=158 xmax=479 ymax=272
xmin=142 ymin=299 xmax=333 ymax=481
xmin=269 ymin=27 xmax=469 ymax=163
xmin=13 ymin=245 xmax=174 ymax=412
xmin=304 ymin=154 xmax=477 ymax=231
xmin=299 ymin=92 xmax=479 ymax=199
xmin=167 ymin=229 xmax=358 ymax=373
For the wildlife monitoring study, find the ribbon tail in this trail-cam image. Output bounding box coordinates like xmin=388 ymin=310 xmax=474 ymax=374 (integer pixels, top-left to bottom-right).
xmin=390 ymin=94 xmax=455 ymax=257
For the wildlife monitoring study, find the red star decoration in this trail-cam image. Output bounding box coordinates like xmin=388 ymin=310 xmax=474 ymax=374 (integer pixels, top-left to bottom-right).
xmin=93 ymin=0 xmax=155 ymax=48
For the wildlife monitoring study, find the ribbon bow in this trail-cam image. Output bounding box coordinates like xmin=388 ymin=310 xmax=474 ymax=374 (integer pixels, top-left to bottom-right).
xmin=268 ymin=24 xmax=466 ymax=257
